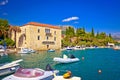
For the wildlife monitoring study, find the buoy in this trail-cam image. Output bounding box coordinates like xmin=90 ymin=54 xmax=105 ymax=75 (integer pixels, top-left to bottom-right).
xmin=98 ymin=69 xmax=102 ymax=73
xmin=63 ymin=71 xmax=72 ymax=79
xmin=82 ymin=57 xmax=84 ymax=60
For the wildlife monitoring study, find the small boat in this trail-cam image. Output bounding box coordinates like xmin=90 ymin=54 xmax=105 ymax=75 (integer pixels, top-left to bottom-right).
xmin=53 ymin=54 xmax=79 ymax=63
xmin=52 ymin=71 xmax=81 ymax=80
xmin=2 ymin=64 xmax=59 ymax=80
xmin=28 ymin=49 xmax=36 ymax=53
xmin=48 ymin=49 xmax=55 ymax=52
xmin=66 ymin=47 xmax=73 ymax=50
xmin=0 ymin=49 xmax=4 ymax=52
xmin=18 ymin=47 xmax=35 ymax=54
xmin=0 ymin=59 xmax=23 ymax=76
xmin=73 ymin=46 xmax=86 ymax=50
xmin=113 ymin=46 xmax=120 ymax=50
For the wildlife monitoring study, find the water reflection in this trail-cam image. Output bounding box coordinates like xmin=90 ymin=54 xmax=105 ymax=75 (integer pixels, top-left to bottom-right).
xmin=1 ymin=49 xmax=120 ymax=80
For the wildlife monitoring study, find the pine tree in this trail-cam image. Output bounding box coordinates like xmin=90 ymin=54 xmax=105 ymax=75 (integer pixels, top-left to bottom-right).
xmin=91 ymin=27 xmax=94 ymax=37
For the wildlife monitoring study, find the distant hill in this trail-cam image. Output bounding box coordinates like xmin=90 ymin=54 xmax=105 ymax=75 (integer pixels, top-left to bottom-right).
xmin=112 ymin=33 xmax=120 ymax=40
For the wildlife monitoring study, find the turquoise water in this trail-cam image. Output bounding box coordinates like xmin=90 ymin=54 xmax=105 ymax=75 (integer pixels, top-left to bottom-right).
xmin=0 ymin=48 xmax=120 ymax=80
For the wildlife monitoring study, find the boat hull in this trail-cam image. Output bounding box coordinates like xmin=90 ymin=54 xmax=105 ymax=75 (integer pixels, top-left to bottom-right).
xmin=47 ymin=49 xmax=55 ymax=52
xmin=18 ymin=48 xmax=36 ymax=54
xmin=53 ymin=57 xmax=79 ymax=63
xmin=48 ymin=50 xmax=55 ymax=52
xmin=0 ymin=49 xmax=5 ymax=52
xmin=52 ymin=76 xmax=81 ymax=80
xmin=2 ymin=75 xmax=54 ymax=80
xmin=18 ymin=51 xmax=30 ymax=54
xmin=0 ymin=65 xmax=20 ymax=76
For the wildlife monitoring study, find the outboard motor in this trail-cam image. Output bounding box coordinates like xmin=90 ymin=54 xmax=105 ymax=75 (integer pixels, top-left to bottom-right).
xmin=70 ymin=54 xmax=76 ymax=59
xmin=45 ymin=64 xmax=53 ymax=71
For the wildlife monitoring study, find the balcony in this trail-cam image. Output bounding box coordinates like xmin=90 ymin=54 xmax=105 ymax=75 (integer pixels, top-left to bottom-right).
xmin=46 ymin=33 xmax=52 ymax=37
xmin=42 ymin=41 xmax=55 ymax=45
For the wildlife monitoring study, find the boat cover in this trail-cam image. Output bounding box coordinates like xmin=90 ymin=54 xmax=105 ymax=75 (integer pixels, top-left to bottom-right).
xmin=14 ymin=68 xmax=44 ymax=78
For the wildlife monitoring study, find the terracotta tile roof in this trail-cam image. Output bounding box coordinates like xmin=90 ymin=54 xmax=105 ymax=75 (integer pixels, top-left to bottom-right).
xmin=25 ymin=22 xmax=61 ymax=29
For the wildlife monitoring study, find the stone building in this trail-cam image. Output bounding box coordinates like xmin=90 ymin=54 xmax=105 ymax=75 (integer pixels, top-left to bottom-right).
xmin=11 ymin=22 xmax=61 ymax=50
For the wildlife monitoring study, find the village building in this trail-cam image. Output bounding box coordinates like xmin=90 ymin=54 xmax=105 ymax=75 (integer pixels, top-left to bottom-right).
xmin=11 ymin=22 xmax=61 ymax=50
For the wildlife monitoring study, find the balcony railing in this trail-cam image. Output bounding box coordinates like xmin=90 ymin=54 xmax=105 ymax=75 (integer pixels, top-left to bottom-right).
xmin=42 ymin=41 xmax=55 ymax=45
xmin=46 ymin=33 xmax=52 ymax=37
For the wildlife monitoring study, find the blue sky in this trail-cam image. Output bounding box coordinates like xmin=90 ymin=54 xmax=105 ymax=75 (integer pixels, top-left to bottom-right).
xmin=0 ymin=0 xmax=120 ymax=34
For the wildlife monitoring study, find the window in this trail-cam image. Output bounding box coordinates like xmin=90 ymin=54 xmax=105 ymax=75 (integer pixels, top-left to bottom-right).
xmin=45 ymin=29 xmax=50 ymax=33
xmin=38 ymin=36 xmax=40 ymax=40
xmin=54 ymin=31 xmax=56 ymax=35
xmin=38 ymin=29 xmax=40 ymax=33
xmin=46 ymin=36 xmax=49 ymax=40
xmin=54 ymin=37 xmax=56 ymax=41
xmin=47 ymin=45 xmax=49 ymax=49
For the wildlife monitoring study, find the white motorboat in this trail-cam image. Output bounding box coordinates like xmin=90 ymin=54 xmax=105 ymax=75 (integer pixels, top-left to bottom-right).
xmin=2 ymin=64 xmax=59 ymax=80
xmin=0 ymin=59 xmax=23 ymax=76
xmin=53 ymin=54 xmax=79 ymax=63
xmin=48 ymin=49 xmax=55 ymax=52
xmin=73 ymin=46 xmax=86 ymax=50
xmin=66 ymin=47 xmax=73 ymax=50
xmin=113 ymin=46 xmax=120 ymax=50
xmin=0 ymin=49 xmax=4 ymax=52
xmin=18 ymin=47 xmax=35 ymax=54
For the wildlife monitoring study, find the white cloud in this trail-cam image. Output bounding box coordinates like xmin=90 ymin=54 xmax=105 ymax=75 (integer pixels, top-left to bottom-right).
xmin=0 ymin=0 xmax=8 ymax=6
xmin=62 ymin=16 xmax=79 ymax=22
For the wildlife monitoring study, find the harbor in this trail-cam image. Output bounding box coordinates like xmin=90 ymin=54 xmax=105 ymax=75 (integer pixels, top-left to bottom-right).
xmin=0 ymin=0 xmax=120 ymax=79
xmin=0 ymin=48 xmax=120 ymax=80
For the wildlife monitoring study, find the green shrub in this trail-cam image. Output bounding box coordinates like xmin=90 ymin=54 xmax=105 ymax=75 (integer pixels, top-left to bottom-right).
xmin=0 ymin=38 xmax=15 ymax=46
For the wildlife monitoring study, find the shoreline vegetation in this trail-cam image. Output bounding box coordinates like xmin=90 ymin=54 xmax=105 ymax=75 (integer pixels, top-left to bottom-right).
xmin=0 ymin=19 xmax=119 ymax=52
xmin=62 ymin=26 xmax=118 ymax=48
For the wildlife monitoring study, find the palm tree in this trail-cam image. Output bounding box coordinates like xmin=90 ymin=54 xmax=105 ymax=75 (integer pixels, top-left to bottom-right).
xmin=0 ymin=19 xmax=9 ymax=39
xmin=0 ymin=26 xmax=9 ymax=39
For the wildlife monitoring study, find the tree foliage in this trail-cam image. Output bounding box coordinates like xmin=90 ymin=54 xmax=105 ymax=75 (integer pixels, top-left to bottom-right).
xmin=0 ymin=19 xmax=20 ymax=47
xmin=0 ymin=38 xmax=15 ymax=46
xmin=0 ymin=19 xmax=9 ymax=39
xmin=76 ymin=28 xmax=85 ymax=37
xmin=62 ymin=27 xmax=115 ymax=47
xmin=91 ymin=27 xmax=94 ymax=37
xmin=66 ymin=26 xmax=75 ymax=37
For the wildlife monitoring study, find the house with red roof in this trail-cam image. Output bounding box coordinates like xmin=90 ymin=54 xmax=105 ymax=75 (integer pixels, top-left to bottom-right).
xmin=12 ymin=22 xmax=61 ymax=50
